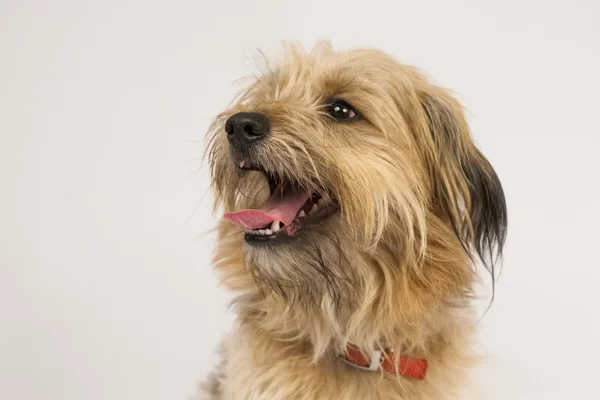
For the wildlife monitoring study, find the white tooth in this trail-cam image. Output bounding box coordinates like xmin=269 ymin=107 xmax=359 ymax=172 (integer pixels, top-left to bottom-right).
xmin=239 ymin=160 xmax=245 ymax=168
xmin=298 ymin=210 xmax=306 ymax=218
xmin=245 ymin=229 xmax=251 ymax=233
xmin=264 ymin=229 xmax=272 ymax=235
xmin=317 ymin=198 xmax=326 ymax=208
xmin=271 ymin=221 xmax=281 ymax=232
xmin=322 ymin=193 xmax=330 ymax=203
xmin=258 ymin=229 xmax=265 ymax=235
xmin=310 ymin=204 xmax=318 ymax=214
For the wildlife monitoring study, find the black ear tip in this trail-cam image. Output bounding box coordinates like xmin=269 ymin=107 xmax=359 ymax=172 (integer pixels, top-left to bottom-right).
xmin=467 ymin=156 xmax=507 ymax=269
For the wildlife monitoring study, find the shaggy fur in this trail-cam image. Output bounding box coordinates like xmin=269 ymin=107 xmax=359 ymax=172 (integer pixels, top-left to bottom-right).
xmin=201 ymin=42 xmax=507 ymax=399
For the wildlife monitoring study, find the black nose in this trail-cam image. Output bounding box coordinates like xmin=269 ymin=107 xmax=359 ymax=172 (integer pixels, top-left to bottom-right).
xmin=225 ymin=112 xmax=269 ymax=149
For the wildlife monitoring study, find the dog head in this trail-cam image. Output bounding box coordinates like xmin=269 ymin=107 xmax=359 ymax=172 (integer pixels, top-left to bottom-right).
xmin=207 ymin=43 xmax=506 ymax=320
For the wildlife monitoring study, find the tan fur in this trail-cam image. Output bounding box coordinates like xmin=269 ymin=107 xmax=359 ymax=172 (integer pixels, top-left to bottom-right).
xmin=201 ymin=42 xmax=506 ymax=399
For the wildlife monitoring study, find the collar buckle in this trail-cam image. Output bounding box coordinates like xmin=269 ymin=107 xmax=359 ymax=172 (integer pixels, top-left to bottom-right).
xmin=339 ymin=346 xmax=385 ymax=371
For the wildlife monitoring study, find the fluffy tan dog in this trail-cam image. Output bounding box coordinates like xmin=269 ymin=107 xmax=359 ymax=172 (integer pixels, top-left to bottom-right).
xmin=202 ymin=42 xmax=507 ymax=400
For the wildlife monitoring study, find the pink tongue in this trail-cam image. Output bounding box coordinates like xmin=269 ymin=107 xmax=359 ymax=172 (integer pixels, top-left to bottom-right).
xmin=223 ymin=184 xmax=310 ymax=229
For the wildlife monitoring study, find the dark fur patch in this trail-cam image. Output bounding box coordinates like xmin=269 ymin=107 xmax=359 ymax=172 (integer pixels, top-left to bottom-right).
xmin=463 ymin=150 xmax=507 ymax=271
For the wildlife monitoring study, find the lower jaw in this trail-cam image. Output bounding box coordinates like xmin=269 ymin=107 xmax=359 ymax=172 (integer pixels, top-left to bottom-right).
xmin=244 ymin=206 xmax=339 ymax=245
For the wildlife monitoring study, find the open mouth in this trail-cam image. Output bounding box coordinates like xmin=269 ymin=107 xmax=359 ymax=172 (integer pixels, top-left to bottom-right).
xmin=223 ymin=159 xmax=339 ymax=244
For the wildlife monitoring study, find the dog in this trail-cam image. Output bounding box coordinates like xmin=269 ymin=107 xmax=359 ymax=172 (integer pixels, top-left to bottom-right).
xmin=201 ymin=42 xmax=507 ymax=399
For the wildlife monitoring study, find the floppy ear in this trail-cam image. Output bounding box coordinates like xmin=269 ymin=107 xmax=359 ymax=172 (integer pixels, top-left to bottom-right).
xmin=421 ymin=88 xmax=507 ymax=271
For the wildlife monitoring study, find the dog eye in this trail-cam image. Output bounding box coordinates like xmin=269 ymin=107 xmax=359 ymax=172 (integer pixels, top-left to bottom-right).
xmin=327 ymin=100 xmax=358 ymax=121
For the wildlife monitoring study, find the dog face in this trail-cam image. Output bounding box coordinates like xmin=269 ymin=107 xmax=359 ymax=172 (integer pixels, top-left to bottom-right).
xmin=207 ymin=43 xmax=506 ymax=311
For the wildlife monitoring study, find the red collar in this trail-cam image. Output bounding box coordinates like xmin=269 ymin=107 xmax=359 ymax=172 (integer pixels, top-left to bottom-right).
xmin=339 ymin=344 xmax=428 ymax=380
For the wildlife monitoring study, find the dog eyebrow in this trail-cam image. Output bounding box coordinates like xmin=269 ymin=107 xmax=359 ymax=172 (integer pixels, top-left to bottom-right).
xmin=330 ymin=76 xmax=361 ymax=98
xmin=320 ymin=66 xmax=362 ymax=97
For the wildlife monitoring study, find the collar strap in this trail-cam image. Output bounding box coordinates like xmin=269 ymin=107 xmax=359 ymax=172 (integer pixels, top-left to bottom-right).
xmin=339 ymin=344 xmax=428 ymax=380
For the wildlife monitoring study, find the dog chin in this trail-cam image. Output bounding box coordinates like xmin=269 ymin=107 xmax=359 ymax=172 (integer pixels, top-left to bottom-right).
xmin=242 ymin=213 xmax=354 ymax=305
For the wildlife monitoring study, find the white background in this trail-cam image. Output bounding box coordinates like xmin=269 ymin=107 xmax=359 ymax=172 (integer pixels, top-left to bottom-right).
xmin=1 ymin=1 xmax=599 ymax=399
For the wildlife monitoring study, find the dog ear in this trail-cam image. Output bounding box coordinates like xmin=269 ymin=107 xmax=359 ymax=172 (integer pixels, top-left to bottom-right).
xmin=421 ymin=89 xmax=507 ymax=271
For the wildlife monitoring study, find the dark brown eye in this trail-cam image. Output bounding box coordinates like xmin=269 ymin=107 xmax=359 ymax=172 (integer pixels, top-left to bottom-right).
xmin=327 ymin=100 xmax=358 ymax=121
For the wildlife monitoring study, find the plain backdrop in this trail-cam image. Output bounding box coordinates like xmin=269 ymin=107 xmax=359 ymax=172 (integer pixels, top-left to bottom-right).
xmin=1 ymin=1 xmax=599 ymax=399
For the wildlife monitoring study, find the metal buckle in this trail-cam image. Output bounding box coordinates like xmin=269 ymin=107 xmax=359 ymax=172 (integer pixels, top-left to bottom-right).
xmin=367 ymin=349 xmax=384 ymax=371
xmin=339 ymin=349 xmax=383 ymax=371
